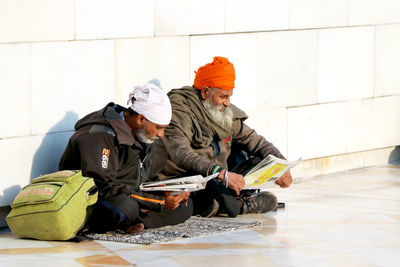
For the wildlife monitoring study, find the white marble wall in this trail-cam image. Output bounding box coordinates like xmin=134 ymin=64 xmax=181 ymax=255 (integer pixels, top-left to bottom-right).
xmin=292 ymin=147 xmax=395 ymax=178
xmin=115 ymin=37 xmax=190 ymax=104
xmin=0 ymin=44 xmax=30 ymax=138
xmin=349 ymin=0 xmax=400 ymax=25
xmin=225 ymin=0 xmax=289 ymax=32
xmin=257 ymin=30 xmax=319 ymax=108
xmin=0 ymin=0 xmax=75 ymax=43
xmin=288 ymin=102 xmax=348 ymax=160
xmin=318 ymin=27 xmax=374 ymax=103
xmin=346 ymin=96 xmax=400 ymax=153
xmin=375 ymin=24 xmax=400 ymax=96
xmin=0 ymin=133 xmax=73 ymax=205
xmin=154 ymin=0 xmax=225 ymax=36
xmin=1 ymin=0 xmax=400 ymax=206
xmin=289 ymin=0 xmax=348 ymax=29
xmin=75 ymin=0 xmax=154 ymax=39
xmin=30 ymin=40 xmax=115 ymax=134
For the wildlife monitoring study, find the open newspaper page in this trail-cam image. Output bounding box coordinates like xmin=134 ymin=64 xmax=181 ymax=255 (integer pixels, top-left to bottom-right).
xmin=243 ymin=155 xmax=301 ymax=189
xmin=139 ymin=173 xmax=219 ymax=193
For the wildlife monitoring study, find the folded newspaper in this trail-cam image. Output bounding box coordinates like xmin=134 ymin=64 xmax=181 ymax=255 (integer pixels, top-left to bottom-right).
xmin=139 ymin=155 xmax=301 ymax=192
xmin=243 ymin=155 xmax=301 ymax=189
xmin=139 ymin=173 xmax=219 ymax=193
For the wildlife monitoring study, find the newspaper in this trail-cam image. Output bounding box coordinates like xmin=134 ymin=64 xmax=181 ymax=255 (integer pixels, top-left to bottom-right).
xmin=243 ymin=155 xmax=301 ymax=189
xmin=139 ymin=173 xmax=219 ymax=193
xmin=139 ymin=155 xmax=301 ymax=192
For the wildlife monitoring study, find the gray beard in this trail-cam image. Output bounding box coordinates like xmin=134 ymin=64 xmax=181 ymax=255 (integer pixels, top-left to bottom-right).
xmin=203 ymin=98 xmax=233 ymax=130
xmin=135 ymin=128 xmax=158 ymax=144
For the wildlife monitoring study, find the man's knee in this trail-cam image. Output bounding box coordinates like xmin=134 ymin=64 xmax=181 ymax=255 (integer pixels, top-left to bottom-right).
xmin=141 ymin=199 xmax=193 ymax=228
xmin=106 ymin=194 xmax=140 ymax=223
xmin=88 ymin=195 xmax=139 ymax=233
xmin=196 ymin=179 xmax=240 ymax=217
xmin=172 ymin=198 xmax=193 ymax=224
xmin=216 ymin=194 xmax=240 ymax=217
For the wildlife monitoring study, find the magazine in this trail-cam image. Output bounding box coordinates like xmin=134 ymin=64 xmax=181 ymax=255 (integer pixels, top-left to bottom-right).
xmin=243 ymin=155 xmax=301 ymax=189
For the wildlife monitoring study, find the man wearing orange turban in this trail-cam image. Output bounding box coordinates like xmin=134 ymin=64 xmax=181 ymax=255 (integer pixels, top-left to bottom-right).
xmin=150 ymin=56 xmax=292 ymax=218
xmin=194 ymin=56 xmax=236 ymax=90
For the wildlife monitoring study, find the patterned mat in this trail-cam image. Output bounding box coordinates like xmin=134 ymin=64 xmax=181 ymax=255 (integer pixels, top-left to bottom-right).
xmin=85 ymin=216 xmax=261 ymax=245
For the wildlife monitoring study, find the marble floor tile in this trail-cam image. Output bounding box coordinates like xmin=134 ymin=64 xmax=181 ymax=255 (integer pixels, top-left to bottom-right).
xmin=0 ymin=166 xmax=399 ymax=267
xmin=322 ymin=242 xmax=400 ymax=267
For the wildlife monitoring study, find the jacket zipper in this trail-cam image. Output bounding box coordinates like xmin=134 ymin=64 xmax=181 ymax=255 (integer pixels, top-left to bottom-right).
xmin=138 ymin=152 xmax=150 ymax=187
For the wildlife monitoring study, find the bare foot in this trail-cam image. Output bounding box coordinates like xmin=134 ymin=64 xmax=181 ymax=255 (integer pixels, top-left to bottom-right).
xmin=125 ymin=223 xmax=144 ymax=234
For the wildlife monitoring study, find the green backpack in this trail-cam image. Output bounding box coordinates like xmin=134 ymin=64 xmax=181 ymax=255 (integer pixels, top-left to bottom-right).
xmin=6 ymin=170 xmax=98 ymax=241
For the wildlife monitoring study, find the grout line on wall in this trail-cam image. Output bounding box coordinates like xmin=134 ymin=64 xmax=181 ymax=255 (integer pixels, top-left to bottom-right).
xmin=285 ymin=94 xmax=399 ymax=109
xmin=0 ymin=131 xmax=76 ymax=141
xmin=296 ymin=146 xmax=395 ymax=163
xmin=241 ymin=94 xmax=400 ymax=112
xmin=188 ymin=22 xmax=400 ymax=37
xmin=1 ymin=23 xmax=400 ymax=46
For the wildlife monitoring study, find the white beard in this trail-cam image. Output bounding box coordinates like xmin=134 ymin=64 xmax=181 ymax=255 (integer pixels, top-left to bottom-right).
xmin=135 ymin=128 xmax=158 ymax=144
xmin=203 ymin=98 xmax=233 ymax=130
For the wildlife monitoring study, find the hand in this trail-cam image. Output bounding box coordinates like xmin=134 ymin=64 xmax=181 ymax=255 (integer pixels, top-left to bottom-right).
xmin=218 ymin=170 xmax=245 ymax=195
xmin=164 ymin=191 xmax=190 ymax=210
xmin=275 ymin=171 xmax=293 ymax=188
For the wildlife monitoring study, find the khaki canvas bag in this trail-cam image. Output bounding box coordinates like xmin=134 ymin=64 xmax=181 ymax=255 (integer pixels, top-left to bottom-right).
xmin=6 ymin=170 xmax=98 ymax=241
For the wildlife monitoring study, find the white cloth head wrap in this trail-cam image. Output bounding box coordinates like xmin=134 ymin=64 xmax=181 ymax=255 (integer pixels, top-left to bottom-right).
xmin=127 ymin=83 xmax=172 ymax=125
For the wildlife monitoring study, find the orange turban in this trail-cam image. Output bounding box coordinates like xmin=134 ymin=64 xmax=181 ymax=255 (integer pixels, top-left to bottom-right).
xmin=194 ymin=56 xmax=235 ymax=90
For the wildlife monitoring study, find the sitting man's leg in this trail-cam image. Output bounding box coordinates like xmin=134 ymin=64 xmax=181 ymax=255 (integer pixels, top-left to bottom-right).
xmin=237 ymin=191 xmax=277 ymax=214
xmin=230 ymin=153 xmax=278 ymax=215
xmin=192 ymin=173 xmax=277 ymax=217
xmin=192 ymin=178 xmax=241 ymax=218
xmin=192 ymin=146 xmax=279 ymax=218
xmin=89 ymin=194 xmax=193 ymax=232
xmin=191 ymin=185 xmax=220 ymax=218
xmin=139 ymin=199 xmax=193 ymax=229
xmin=88 ymin=194 xmax=142 ymax=233
xmin=211 ymin=146 xmax=278 ymax=216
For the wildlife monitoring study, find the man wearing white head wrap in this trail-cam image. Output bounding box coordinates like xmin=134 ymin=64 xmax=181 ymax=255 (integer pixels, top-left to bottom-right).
xmin=59 ymin=83 xmax=191 ymax=234
xmin=127 ymin=83 xmax=172 ymax=144
xmin=128 ymin=83 xmax=172 ymax=125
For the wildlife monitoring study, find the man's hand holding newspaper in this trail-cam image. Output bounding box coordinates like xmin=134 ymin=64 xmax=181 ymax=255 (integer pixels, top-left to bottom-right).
xmin=139 ymin=155 xmax=301 ymax=193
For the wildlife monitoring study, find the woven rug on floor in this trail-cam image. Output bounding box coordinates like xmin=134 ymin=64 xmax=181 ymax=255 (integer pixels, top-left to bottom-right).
xmin=84 ymin=216 xmax=261 ymax=245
